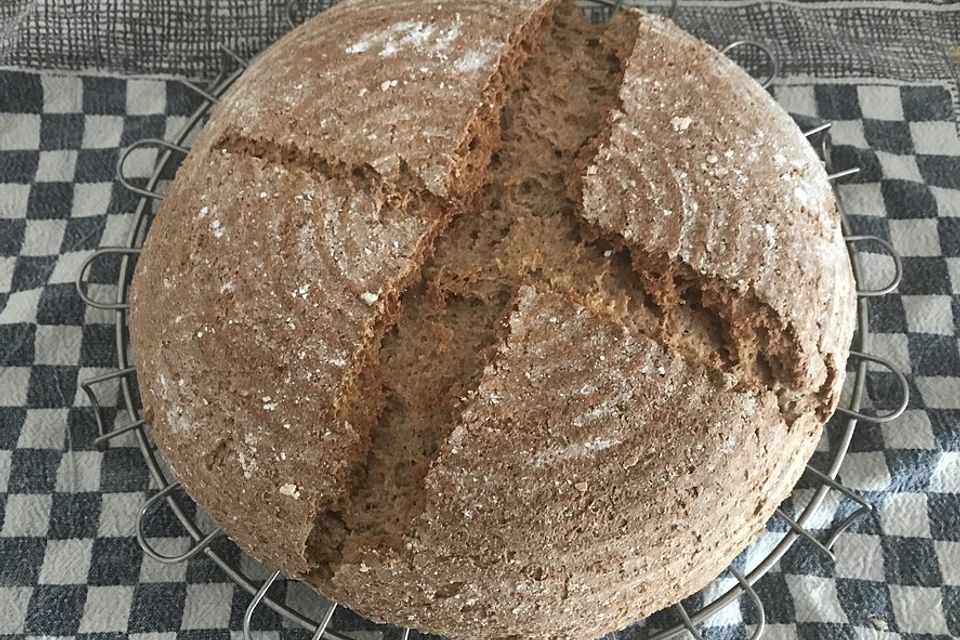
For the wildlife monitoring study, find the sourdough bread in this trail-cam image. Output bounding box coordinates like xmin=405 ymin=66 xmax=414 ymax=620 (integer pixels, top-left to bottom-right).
xmin=129 ymin=1 xmax=857 ymax=637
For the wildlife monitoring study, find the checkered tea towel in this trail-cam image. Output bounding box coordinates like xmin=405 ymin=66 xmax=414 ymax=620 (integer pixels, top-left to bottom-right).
xmin=1 ymin=3 xmax=960 ymax=638
xmin=2 ymin=0 xmax=960 ymax=80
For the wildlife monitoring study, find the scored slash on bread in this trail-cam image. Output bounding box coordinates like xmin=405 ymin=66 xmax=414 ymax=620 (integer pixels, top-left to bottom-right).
xmin=129 ymin=0 xmax=857 ymax=638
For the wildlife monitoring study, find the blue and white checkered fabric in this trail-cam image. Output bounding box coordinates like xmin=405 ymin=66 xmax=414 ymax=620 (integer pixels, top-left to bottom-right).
xmin=1 ymin=32 xmax=959 ymax=640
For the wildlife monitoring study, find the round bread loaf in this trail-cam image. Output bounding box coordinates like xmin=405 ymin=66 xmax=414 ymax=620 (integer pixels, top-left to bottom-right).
xmin=129 ymin=0 xmax=857 ymax=637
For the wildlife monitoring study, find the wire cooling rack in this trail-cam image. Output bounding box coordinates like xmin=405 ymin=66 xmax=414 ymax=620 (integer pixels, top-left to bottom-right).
xmin=74 ymin=2 xmax=911 ymax=639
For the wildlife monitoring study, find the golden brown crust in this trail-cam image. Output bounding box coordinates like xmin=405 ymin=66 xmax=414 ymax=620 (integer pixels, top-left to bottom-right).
xmin=130 ymin=2 xmax=856 ymax=639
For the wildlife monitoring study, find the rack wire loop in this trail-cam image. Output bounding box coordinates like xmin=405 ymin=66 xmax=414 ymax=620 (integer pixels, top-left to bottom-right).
xmin=136 ymin=482 xmax=224 ymax=564
xmin=806 ymin=464 xmax=873 ymax=549
xmin=219 ymin=44 xmax=249 ymax=70
xmin=286 ymin=0 xmax=304 ymax=28
xmin=844 ymin=235 xmax=904 ymax=297
xmin=823 ymin=502 xmax=874 ymax=552
xmin=730 ymin=568 xmax=766 ymax=640
xmin=93 ymin=418 xmax=146 ymax=451
xmin=802 ymin=122 xmax=832 ymax=138
xmin=180 ymin=79 xmax=221 ymax=105
xmin=803 ymin=464 xmax=874 ymax=551
xmin=804 ymin=464 xmax=873 ymax=510
xmin=818 ymin=131 xmax=833 ymax=166
xmin=835 ymin=351 xmax=909 ymax=424
xmin=76 ymin=247 xmax=142 ymax=310
xmin=240 ymin=570 xmax=349 ymax=640
xmin=79 ymin=366 xmax=138 ymax=440
xmin=827 ymin=167 xmax=861 ymax=182
xmin=81 ymin=366 xmax=137 ymax=387
xmin=244 ymin=570 xmax=282 ymax=640
xmin=719 ymin=40 xmax=778 ymax=88
xmin=802 ymin=121 xmax=833 ymax=165
xmin=774 ymin=508 xmax=836 ymax=561
xmin=310 ymin=602 xmax=338 ymax=640
xmin=821 ymin=130 xmax=839 ymax=172
xmin=673 ymin=602 xmax=705 ymax=640
xmin=117 ymin=139 xmax=189 ymax=201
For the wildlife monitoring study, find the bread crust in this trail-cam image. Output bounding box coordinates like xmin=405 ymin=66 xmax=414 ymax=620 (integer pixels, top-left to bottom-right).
xmin=580 ymin=13 xmax=855 ymax=418
xmin=129 ymin=2 xmax=856 ymax=638
xmin=131 ymin=0 xmax=559 ymax=577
